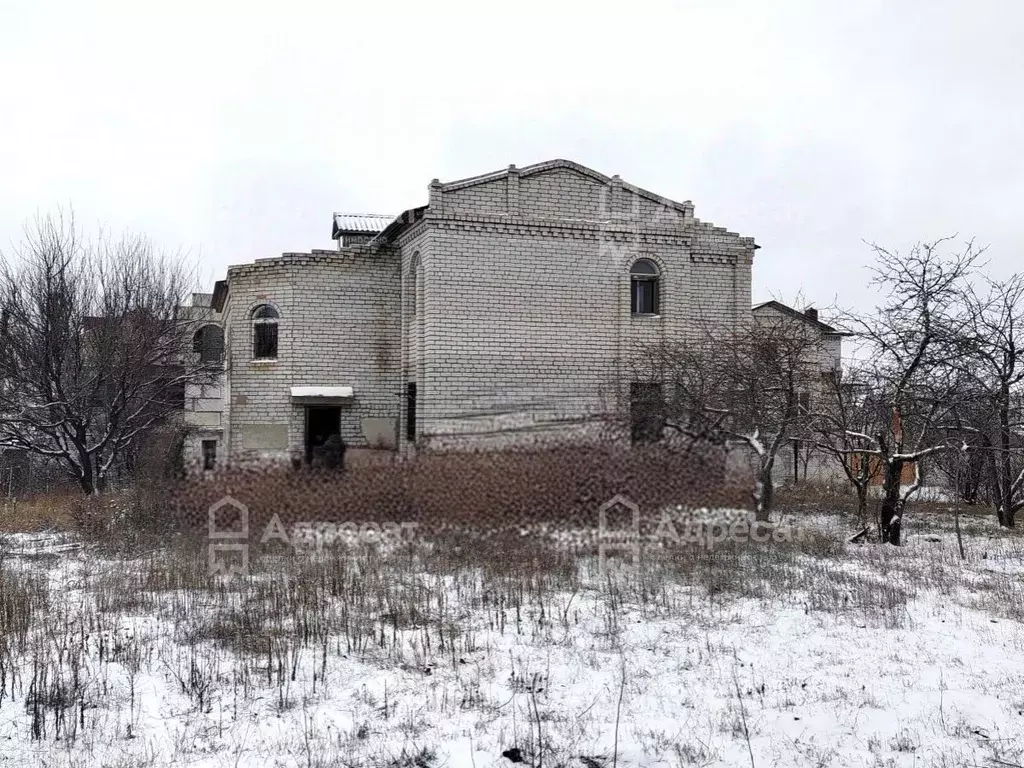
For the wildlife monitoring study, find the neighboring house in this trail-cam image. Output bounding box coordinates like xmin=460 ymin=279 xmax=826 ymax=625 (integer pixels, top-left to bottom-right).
xmin=2 ymin=303 xmax=219 ymax=487
xmin=181 ymin=293 xmax=226 ymax=471
xmin=210 ymin=158 xmax=759 ymax=466
xmin=80 ymin=298 xmax=227 ymax=475
xmin=751 ymin=300 xmax=850 ymax=485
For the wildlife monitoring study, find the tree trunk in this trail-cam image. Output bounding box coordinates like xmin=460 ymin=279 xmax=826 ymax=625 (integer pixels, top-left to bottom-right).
xmin=77 ymin=470 xmax=96 ymax=495
xmin=954 ymin=463 xmax=966 ymax=560
xmin=73 ymin=440 xmax=98 ymax=495
xmin=982 ymin=433 xmax=1003 ymax=525
xmin=755 ymin=463 xmax=774 ymax=523
xmin=879 ymin=460 xmax=904 ymax=545
xmin=856 ymin=483 xmax=868 ymax=525
xmin=999 ymin=388 xmax=1013 ymax=528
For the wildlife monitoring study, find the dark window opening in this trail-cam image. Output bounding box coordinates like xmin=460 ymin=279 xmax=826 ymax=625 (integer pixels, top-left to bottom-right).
xmin=201 ymin=439 xmax=217 ymax=471
xmin=630 ymin=382 xmax=665 ymax=444
xmin=406 ymin=382 xmax=417 ymax=442
xmin=157 ymin=371 xmax=186 ymax=410
xmin=788 ymin=391 xmax=812 ymax=419
xmin=253 ymin=324 xmax=278 ymax=359
xmin=171 ymin=382 xmax=186 ymax=409
xmin=630 ymin=259 xmax=660 ymax=315
xmin=305 ymin=406 xmax=344 ymax=468
xmin=192 ymin=325 xmax=224 ymax=363
xmin=798 ymin=391 xmax=811 ymax=414
xmin=251 ymin=305 xmax=280 ymax=360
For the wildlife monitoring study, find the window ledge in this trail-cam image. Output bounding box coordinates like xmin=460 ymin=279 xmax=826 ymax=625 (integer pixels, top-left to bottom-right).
xmin=631 ymin=313 xmax=663 ymax=319
xmin=250 ymin=358 xmax=279 ymax=365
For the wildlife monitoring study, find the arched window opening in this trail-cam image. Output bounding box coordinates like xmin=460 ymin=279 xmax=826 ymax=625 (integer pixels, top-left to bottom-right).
xmin=192 ymin=324 xmax=224 ymax=363
xmin=630 ymin=259 xmax=660 ymax=315
xmin=251 ymin=304 xmax=279 ymax=360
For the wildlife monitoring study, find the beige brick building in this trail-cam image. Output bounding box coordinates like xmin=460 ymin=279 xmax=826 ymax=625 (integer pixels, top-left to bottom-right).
xmin=205 ymin=159 xmax=760 ymax=466
xmin=751 ymin=300 xmax=849 ymax=485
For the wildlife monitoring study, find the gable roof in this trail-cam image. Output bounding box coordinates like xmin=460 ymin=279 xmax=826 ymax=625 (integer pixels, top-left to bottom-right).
xmin=441 ymin=158 xmax=695 ymax=216
xmin=371 ymin=159 xmax=760 ymax=248
xmin=752 ymin=300 xmax=852 ymax=336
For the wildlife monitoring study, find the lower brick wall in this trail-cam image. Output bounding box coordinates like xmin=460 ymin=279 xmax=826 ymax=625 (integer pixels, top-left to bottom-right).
xmin=221 ymin=249 xmax=402 ymax=464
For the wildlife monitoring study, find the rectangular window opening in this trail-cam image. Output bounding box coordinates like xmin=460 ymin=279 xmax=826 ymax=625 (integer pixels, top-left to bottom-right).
xmin=798 ymin=391 xmax=811 ymax=414
xmin=201 ymin=439 xmax=217 ymax=471
xmin=631 ymin=279 xmax=659 ymax=315
xmin=253 ymin=324 xmax=278 ymax=360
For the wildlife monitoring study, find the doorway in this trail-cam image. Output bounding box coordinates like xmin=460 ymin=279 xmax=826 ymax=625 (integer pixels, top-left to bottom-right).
xmin=406 ymin=382 xmax=417 ymax=441
xmin=630 ymin=382 xmax=665 ymax=444
xmin=304 ymin=406 xmax=342 ymax=467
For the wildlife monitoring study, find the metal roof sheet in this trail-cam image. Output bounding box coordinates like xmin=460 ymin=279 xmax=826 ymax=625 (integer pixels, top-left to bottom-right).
xmin=332 ymin=213 xmax=394 ymax=235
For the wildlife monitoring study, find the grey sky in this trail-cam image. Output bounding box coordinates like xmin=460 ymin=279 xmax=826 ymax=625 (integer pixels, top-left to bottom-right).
xmin=2 ymin=1 xmax=1022 ymax=318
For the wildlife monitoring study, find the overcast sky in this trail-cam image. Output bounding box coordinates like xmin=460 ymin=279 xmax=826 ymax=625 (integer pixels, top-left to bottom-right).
xmin=2 ymin=0 xmax=1022 ymax=317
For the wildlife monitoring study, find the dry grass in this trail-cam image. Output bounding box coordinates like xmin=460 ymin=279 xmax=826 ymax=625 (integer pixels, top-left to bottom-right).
xmin=164 ymin=443 xmax=749 ymax=539
xmin=0 ymin=493 xmax=79 ymax=533
xmin=3 ymin=503 xmax=1020 ymax=765
xmin=1 ymin=455 xmax=1022 ymax=765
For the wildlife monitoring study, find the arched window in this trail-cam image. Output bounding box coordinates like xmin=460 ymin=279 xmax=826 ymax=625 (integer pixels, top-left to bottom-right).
xmin=192 ymin=324 xmax=224 ymax=363
xmin=251 ymin=304 xmax=279 ymax=360
xmin=630 ymin=259 xmax=660 ymax=315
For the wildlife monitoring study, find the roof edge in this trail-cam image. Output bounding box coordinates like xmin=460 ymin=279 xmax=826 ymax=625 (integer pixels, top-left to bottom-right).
xmin=440 ymin=158 xmax=696 ymax=217
xmin=752 ymin=300 xmax=849 ymax=335
xmin=211 ymin=279 xmax=228 ymax=312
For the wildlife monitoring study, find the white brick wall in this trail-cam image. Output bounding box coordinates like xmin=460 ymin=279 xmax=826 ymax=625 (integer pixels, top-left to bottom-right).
xmin=181 ymin=294 xmax=225 ymax=471
xmin=221 ymin=249 xmax=401 ymax=463
xmin=217 ymin=159 xmax=758 ymax=463
xmin=412 ymin=162 xmax=755 ymax=447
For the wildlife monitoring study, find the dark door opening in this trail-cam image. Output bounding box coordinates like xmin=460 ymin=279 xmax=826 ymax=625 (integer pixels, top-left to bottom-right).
xmin=305 ymin=406 xmax=343 ymax=468
xmin=406 ymin=382 xmax=417 ymax=442
xmin=201 ymin=439 xmax=217 ymax=471
xmin=630 ymin=382 xmax=665 ymax=444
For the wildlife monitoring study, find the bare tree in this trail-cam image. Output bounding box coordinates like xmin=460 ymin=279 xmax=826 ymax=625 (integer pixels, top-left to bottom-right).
xmin=929 ymin=382 xmax=999 ymax=507
xmin=811 ymin=364 xmax=885 ymax=524
xmin=948 ymin=273 xmax=1024 ymax=527
xmin=634 ymin=309 xmax=827 ymax=521
xmin=836 ymin=238 xmax=982 ymax=544
xmin=0 ymin=211 xmax=214 ymax=494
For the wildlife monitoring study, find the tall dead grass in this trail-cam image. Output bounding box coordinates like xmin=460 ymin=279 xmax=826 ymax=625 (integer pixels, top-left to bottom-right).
xmin=165 ymin=443 xmax=747 ymax=540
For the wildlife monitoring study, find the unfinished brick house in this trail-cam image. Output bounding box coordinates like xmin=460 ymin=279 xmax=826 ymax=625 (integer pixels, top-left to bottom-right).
xmin=206 ymin=159 xmax=759 ymax=466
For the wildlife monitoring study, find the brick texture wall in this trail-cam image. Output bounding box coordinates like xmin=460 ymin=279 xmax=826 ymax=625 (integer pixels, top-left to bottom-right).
xmin=411 ymin=160 xmax=756 ymax=449
xmin=221 ymin=249 xmax=401 ymax=463
xmin=218 ymin=159 xmax=758 ymax=463
xmin=181 ymin=294 xmax=226 ymax=471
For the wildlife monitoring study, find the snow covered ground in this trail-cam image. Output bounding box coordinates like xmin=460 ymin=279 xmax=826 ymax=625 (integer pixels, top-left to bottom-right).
xmin=0 ymin=509 xmax=1021 ymax=768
